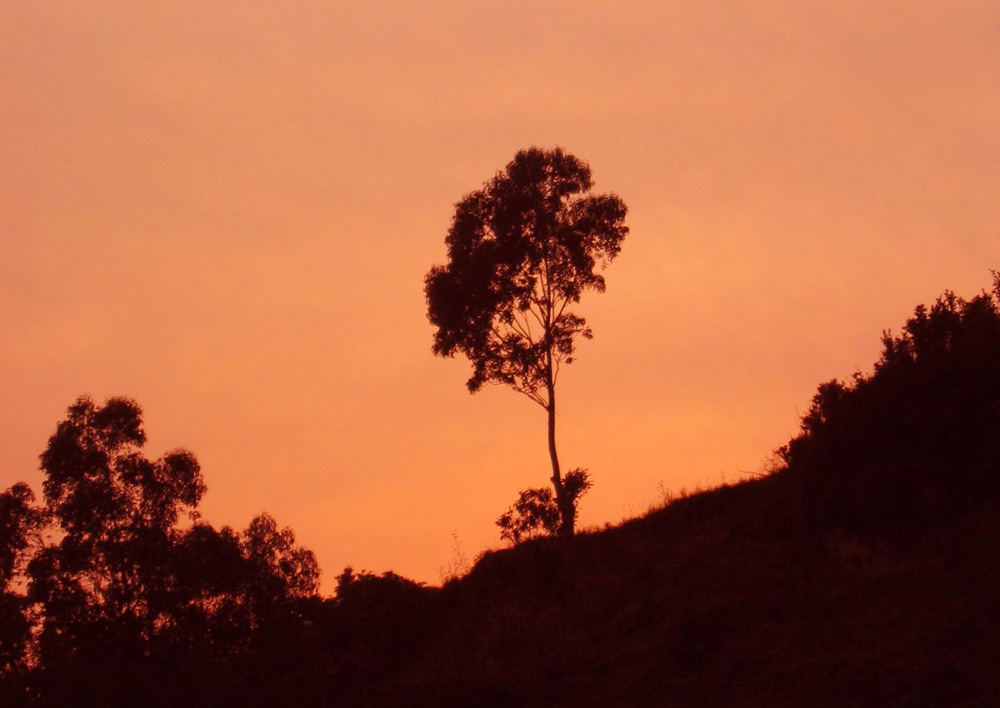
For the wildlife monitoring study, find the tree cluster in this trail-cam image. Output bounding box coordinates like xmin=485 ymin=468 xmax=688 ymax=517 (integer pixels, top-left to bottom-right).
xmin=1 ymin=396 xmax=319 ymax=706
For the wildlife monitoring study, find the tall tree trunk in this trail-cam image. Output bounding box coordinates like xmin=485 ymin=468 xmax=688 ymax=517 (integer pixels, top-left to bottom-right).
xmin=546 ymin=381 xmax=575 ymax=537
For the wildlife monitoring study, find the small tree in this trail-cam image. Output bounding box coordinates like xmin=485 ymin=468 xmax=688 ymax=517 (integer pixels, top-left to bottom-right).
xmin=497 ymin=468 xmax=592 ymax=544
xmin=425 ymin=148 xmax=627 ymax=536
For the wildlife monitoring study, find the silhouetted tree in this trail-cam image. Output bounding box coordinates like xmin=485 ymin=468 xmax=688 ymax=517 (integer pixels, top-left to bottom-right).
xmin=27 ymin=396 xmax=205 ymax=663
xmin=164 ymin=521 xmax=249 ymax=653
xmin=425 ymin=147 xmax=627 ymax=536
xmin=239 ymin=512 xmax=320 ymax=628
xmin=1 ymin=483 xmax=46 ymax=674
xmin=0 ymin=396 xmax=333 ymax=706
xmin=331 ymin=567 xmax=434 ymax=679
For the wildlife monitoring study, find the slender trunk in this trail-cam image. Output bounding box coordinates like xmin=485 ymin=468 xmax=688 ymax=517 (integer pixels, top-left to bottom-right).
xmin=543 ymin=271 xmax=574 ymax=537
xmin=547 ymin=379 xmax=575 ymax=537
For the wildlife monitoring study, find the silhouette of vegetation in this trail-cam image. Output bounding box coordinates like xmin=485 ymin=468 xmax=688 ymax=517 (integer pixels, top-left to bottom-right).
xmin=780 ymin=273 xmax=1000 ymax=541
xmin=497 ymin=467 xmax=592 ymax=544
xmin=3 ymin=396 xmax=319 ymax=707
xmin=5 ymin=277 xmax=1000 ymax=707
xmin=29 ymin=396 xmax=206 ymax=665
xmin=333 ymin=567 xmax=434 ymax=666
xmin=425 ymin=147 xmax=627 ymax=536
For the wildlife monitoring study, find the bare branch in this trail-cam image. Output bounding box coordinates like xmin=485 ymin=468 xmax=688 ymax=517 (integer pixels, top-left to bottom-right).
xmin=506 ymin=314 xmax=532 ymax=342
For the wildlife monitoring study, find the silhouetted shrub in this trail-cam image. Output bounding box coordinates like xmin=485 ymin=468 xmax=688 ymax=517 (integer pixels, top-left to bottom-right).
xmin=780 ymin=274 xmax=1000 ymax=540
xmin=497 ymin=468 xmax=592 ymax=544
xmin=329 ymin=567 xmax=436 ymax=680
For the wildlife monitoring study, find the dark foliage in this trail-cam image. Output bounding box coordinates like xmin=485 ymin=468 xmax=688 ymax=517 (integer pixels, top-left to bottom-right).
xmin=780 ymin=274 xmax=1000 ymax=541
xmin=331 ymin=568 xmax=436 ymax=676
xmin=29 ymin=396 xmax=207 ymax=665
xmin=425 ymin=148 xmax=627 ymax=399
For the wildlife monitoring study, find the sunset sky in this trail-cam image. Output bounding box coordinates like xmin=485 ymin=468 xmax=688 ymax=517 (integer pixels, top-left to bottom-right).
xmin=2 ymin=1 xmax=998 ymax=588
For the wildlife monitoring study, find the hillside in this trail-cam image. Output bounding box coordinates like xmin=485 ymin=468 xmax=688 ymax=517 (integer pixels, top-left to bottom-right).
xmin=16 ymin=449 xmax=995 ymax=708
xmin=313 ymin=469 xmax=995 ymax=708
xmin=308 ymin=278 xmax=1000 ymax=707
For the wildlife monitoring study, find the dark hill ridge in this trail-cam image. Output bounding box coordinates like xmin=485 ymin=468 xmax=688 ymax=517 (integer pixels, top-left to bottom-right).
xmin=389 ymin=472 xmax=999 ymax=707
xmin=336 ymin=279 xmax=1000 ymax=707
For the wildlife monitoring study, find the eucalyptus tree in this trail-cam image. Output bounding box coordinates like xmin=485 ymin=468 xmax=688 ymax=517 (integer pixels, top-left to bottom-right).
xmin=28 ymin=396 xmax=206 ymax=660
xmin=425 ymin=147 xmax=627 ymax=535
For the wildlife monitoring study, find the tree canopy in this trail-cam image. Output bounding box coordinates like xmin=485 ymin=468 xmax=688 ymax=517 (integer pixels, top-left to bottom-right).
xmin=425 ymin=147 xmax=627 ymax=404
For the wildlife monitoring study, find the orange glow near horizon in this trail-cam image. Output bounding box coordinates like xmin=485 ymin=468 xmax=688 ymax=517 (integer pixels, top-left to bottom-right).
xmin=2 ymin=1 xmax=998 ymax=589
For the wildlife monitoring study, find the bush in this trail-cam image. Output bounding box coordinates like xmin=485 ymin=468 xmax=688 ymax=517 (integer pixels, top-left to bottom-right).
xmin=497 ymin=468 xmax=592 ymax=544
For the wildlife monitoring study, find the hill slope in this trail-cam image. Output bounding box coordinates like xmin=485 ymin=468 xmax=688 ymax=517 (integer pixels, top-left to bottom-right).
xmin=334 ymin=279 xmax=1000 ymax=706
xmin=384 ymin=472 xmax=999 ymax=707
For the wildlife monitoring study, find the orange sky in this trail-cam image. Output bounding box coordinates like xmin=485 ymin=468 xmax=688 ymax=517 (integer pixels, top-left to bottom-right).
xmin=2 ymin=1 xmax=998 ymax=589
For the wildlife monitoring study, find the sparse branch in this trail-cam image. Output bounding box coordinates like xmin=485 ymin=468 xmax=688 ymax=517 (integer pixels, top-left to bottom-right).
xmin=542 ymin=256 xmax=554 ymax=330
xmin=517 ymin=385 xmax=548 ymax=409
xmin=526 ymin=300 xmax=547 ymax=331
xmin=512 ymin=309 xmax=535 ymax=343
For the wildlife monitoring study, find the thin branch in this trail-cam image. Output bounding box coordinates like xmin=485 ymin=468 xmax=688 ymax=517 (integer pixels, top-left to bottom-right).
xmin=489 ymin=323 xmax=509 ymax=344
xmin=542 ymin=256 xmax=553 ymax=328
xmin=506 ymin=314 xmax=532 ymax=342
xmin=554 ymin=294 xmax=572 ymax=323
xmin=512 ymin=382 xmax=548 ymax=408
xmin=526 ymin=300 xmax=546 ymax=330
xmin=513 ymin=309 xmax=535 ymax=343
